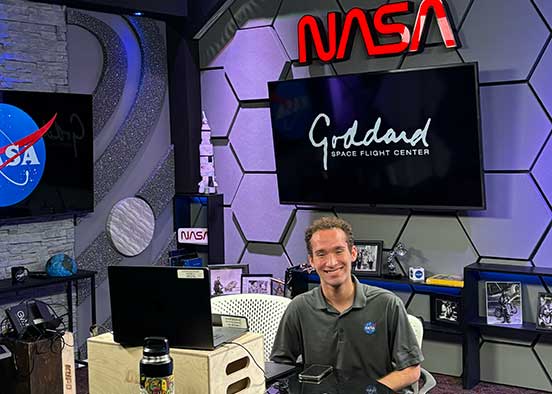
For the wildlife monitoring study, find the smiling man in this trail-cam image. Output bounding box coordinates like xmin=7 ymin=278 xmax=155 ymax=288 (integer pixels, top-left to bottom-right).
xmin=270 ymin=216 xmax=423 ymax=393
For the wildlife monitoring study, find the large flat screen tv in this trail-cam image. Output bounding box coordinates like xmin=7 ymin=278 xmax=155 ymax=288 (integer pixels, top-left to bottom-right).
xmin=268 ymin=63 xmax=485 ymax=210
xmin=0 ymin=90 xmax=93 ymax=221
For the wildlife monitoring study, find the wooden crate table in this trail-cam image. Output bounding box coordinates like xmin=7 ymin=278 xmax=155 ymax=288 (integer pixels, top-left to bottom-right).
xmin=87 ymin=332 xmax=265 ymax=394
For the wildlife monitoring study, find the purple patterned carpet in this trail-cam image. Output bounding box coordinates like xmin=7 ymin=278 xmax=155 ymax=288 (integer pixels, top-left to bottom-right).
xmin=76 ymin=368 xmax=549 ymax=393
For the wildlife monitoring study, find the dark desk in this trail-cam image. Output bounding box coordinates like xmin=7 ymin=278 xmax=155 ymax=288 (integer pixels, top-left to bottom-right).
xmin=0 ymin=270 xmax=97 ymax=332
xmin=268 ymin=370 xmax=394 ymax=394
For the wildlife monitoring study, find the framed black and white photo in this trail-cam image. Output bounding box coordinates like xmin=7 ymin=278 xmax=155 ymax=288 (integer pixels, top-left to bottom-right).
xmin=242 ymin=274 xmax=273 ymax=295
xmin=208 ymin=264 xmax=249 ymax=296
xmin=485 ymin=281 xmax=522 ymax=325
xmin=271 ymin=278 xmax=285 ymax=297
xmin=537 ymin=292 xmax=552 ymax=330
xmin=352 ymin=240 xmax=383 ymax=277
xmin=430 ymin=294 xmax=461 ymax=326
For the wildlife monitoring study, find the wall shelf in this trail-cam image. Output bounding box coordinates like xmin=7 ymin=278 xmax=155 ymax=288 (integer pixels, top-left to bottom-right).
xmin=173 ymin=193 xmax=224 ymax=265
xmin=287 ymin=268 xmax=464 ymax=338
xmin=462 ymin=262 xmax=552 ymax=389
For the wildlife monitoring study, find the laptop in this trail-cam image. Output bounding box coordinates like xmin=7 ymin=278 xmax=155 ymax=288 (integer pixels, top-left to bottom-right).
xmin=108 ymin=266 xmax=247 ymax=350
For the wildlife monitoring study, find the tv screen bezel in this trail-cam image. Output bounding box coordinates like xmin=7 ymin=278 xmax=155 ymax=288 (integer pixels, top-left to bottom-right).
xmin=268 ymin=62 xmax=486 ymax=211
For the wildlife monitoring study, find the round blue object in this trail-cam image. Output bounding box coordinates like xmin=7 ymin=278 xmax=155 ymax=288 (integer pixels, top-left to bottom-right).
xmin=45 ymin=254 xmax=77 ymax=277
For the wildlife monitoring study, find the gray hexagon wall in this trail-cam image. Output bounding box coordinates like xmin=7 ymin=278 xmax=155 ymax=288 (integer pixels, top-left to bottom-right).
xmin=198 ymin=0 xmax=552 ymax=390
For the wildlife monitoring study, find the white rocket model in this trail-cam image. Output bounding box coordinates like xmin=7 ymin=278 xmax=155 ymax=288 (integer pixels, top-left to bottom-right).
xmin=198 ymin=111 xmax=218 ymax=194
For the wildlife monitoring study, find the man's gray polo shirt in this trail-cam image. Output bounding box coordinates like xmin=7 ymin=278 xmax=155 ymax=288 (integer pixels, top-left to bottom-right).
xmin=270 ymin=277 xmax=423 ymax=379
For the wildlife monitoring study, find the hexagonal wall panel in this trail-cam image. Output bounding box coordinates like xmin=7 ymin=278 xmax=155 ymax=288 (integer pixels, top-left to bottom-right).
xmin=233 ymin=174 xmax=294 ymax=242
xmin=459 ymin=0 xmax=548 ymax=83
xmin=407 ymin=293 xmax=430 ymax=321
xmin=480 ymin=84 xmax=551 ymax=171
xmin=459 ymin=174 xmax=552 ymax=259
xmin=534 ymin=0 xmax=552 ymax=26
xmin=230 ymin=108 xmax=276 ymax=172
xmin=333 ymin=33 xmax=403 ymax=75
xmin=535 ymin=340 xmax=552 ymax=385
xmin=400 ymin=46 xmax=462 ymax=69
xmin=283 ymin=210 xmax=335 ymax=266
xmin=201 ymin=70 xmax=239 ymax=138
xmin=481 ymin=342 xmax=551 ymax=391
xmin=241 ymin=243 xmax=291 ymax=279
xmin=230 ymin=0 xmax=282 ymax=29
xmin=288 ymin=61 xmax=335 ymax=79
xmin=199 ymin=10 xmax=239 ymax=68
xmin=533 ymin=135 xmax=552 ymax=206
xmin=422 ymin=339 xmax=462 ymax=376
xmin=224 ymin=208 xmax=246 ymax=264
xmin=397 ymin=215 xmax=478 ymax=277
xmin=339 ymin=0 xmax=387 ymax=10
xmin=337 ymin=212 xmax=408 ymax=249
xmin=534 ymin=228 xmax=552 ymax=269
xmin=213 ymin=143 xmax=243 ymax=205
xmin=531 ymin=40 xmax=552 ymax=118
xmin=216 ymin=27 xmax=289 ymax=100
xmin=273 ymin=0 xmax=341 ymax=60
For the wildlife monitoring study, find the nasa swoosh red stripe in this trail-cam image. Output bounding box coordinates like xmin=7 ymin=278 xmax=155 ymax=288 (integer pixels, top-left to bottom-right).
xmin=0 ymin=114 xmax=57 ymax=171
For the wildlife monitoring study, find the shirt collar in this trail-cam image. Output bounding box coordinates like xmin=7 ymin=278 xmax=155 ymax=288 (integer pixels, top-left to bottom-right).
xmin=312 ymin=275 xmax=367 ymax=310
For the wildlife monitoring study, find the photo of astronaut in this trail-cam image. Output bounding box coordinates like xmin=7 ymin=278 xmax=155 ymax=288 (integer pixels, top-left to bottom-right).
xmin=208 ymin=264 xmax=249 ymax=296
xmin=352 ymin=241 xmax=383 ymax=276
xmin=537 ymin=293 xmax=552 ymax=330
xmin=486 ymin=281 xmax=522 ymax=325
xmin=436 ymin=298 xmax=459 ymax=324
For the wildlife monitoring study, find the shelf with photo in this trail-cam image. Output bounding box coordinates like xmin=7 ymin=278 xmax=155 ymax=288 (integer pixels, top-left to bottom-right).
xmin=462 ymin=262 xmax=552 ymax=390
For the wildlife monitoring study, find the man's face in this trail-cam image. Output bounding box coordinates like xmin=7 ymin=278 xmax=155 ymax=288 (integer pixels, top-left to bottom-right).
xmin=308 ymin=228 xmax=357 ymax=289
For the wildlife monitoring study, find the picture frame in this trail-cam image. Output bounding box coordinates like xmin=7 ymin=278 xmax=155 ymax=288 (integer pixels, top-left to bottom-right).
xmin=271 ymin=278 xmax=285 ymax=297
xmin=536 ymin=292 xmax=552 ymax=330
xmin=208 ymin=264 xmax=249 ymax=296
xmin=242 ymin=274 xmax=273 ymax=295
xmin=430 ymin=294 xmax=461 ymax=326
xmin=485 ymin=281 xmax=522 ymax=325
xmin=352 ymin=240 xmax=383 ymax=277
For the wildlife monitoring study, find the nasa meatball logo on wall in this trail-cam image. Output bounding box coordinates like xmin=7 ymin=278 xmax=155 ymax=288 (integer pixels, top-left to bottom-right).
xmin=0 ymin=103 xmax=56 ymax=207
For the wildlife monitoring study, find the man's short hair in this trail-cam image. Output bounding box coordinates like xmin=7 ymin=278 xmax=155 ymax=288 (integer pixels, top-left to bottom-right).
xmin=304 ymin=216 xmax=355 ymax=256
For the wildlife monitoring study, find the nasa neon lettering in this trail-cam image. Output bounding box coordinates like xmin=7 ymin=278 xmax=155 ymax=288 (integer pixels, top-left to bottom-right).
xmin=0 ymin=104 xmax=56 ymax=207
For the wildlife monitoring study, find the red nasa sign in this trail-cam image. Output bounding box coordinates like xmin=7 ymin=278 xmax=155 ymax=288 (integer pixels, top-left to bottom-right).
xmin=297 ymin=0 xmax=457 ymax=65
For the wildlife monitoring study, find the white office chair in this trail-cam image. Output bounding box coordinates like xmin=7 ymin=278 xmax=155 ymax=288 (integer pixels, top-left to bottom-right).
xmin=407 ymin=314 xmax=437 ymax=394
xmin=211 ymin=294 xmax=291 ymax=361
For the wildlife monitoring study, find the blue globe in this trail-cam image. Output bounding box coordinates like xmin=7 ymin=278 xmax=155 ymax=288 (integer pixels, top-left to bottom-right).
xmin=45 ymin=254 xmax=77 ymax=277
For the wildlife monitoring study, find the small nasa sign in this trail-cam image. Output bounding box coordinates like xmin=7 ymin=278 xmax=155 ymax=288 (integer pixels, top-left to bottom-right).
xmin=177 ymin=228 xmax=208 ymax=245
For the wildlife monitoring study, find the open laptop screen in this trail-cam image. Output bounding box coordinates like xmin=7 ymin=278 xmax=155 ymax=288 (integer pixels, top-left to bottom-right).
xmin=108 ymin=266 xmax=215 ymax=349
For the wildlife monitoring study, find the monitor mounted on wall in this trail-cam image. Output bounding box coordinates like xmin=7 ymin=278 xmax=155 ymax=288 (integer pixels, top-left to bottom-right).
xmin=0 ymin=90 xmax=94 ymax=221
xmin=268 ymin=63 xmax=485 ymax=210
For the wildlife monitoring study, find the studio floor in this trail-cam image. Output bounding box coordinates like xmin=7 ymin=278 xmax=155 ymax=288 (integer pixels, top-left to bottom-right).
xmin=75 ymin=368 xmax=549 ymax=393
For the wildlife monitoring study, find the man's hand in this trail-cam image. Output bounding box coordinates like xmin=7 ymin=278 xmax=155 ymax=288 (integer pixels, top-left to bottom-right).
xmin=377 ymin=364 xmax=421 ymax=392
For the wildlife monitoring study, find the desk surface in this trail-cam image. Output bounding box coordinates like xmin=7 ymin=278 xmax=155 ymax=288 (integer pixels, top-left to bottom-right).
xmin=268 ymin=370 xmax=393 ymax=394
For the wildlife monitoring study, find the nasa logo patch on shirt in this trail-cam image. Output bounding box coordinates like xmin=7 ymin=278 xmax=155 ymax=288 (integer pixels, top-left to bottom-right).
xmin=363 ymin=321 xmax=376 ymax=335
